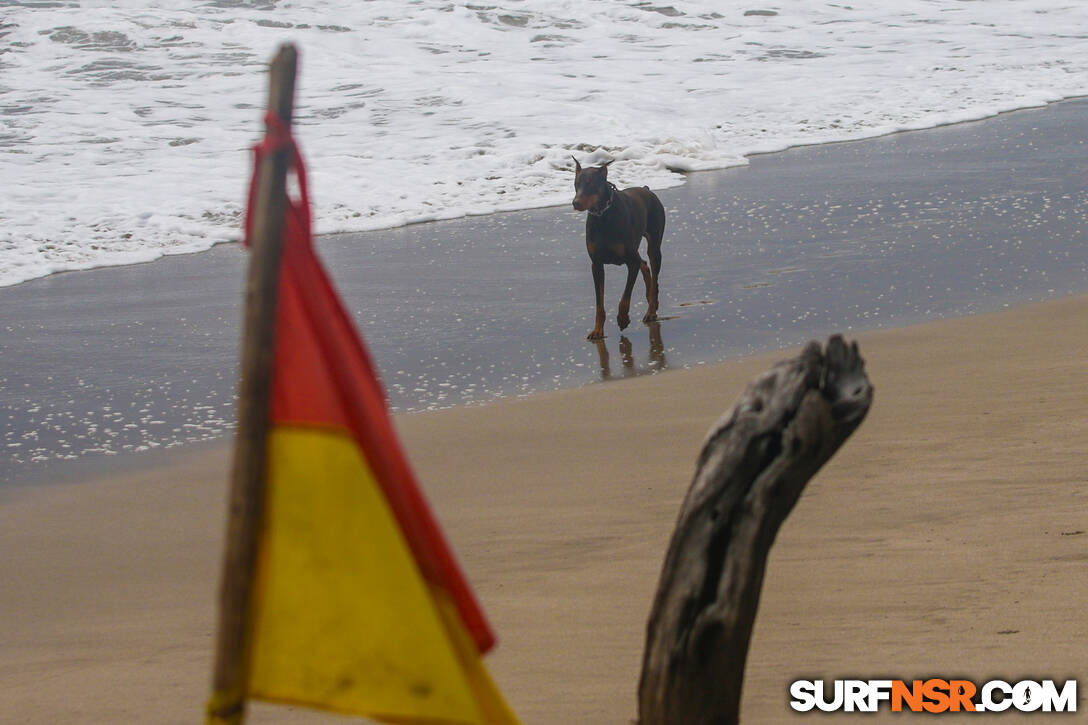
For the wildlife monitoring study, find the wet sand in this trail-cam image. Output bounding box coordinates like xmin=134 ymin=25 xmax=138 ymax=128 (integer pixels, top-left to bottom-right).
xmin=4 ymin=98 xmax=1088 ymax=485
xmin=1 ymin=293 xmax=1086 ymax=723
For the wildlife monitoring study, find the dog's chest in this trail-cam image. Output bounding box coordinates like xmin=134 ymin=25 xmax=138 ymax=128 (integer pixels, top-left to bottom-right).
xmin=585 ymin=238 xmax=630 ymax=265
xmin=586 ymin=207 xmax=641 ymax=264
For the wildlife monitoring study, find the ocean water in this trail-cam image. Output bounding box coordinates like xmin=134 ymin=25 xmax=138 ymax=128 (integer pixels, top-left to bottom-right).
xmin=4 ymin=0 xmax=1088 ymax=287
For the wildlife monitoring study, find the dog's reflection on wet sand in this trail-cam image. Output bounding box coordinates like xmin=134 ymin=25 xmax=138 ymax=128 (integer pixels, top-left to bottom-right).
xmin=591 ymin=321 xmax=667 ymax=381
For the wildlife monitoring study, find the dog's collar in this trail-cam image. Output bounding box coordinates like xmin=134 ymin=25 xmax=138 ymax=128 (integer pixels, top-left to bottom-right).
xmin=588 ymin=182 xmax=617 ymax=217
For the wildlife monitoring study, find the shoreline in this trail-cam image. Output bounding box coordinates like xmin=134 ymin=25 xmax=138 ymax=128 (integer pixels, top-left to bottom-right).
xmin=6 ymin=91 xmax=1088 ymax=293
xmin=10 ymin=92 xmax=1087 ymax=289
xmin=5 ymin=96 xmax=1088 ymax=486
xmin=1 ymin=292 xmax=1086 ymax=722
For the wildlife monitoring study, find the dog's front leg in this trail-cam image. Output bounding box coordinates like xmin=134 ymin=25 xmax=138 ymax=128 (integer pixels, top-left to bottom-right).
xmin=617 ymin=259 xmax=640 ymax=331
xmin=588 ymin=262 xmax=606 ymax=339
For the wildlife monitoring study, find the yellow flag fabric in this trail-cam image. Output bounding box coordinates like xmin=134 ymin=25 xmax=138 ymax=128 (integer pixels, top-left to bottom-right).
xmin=248 ymin=429 xmax=517 ymax=724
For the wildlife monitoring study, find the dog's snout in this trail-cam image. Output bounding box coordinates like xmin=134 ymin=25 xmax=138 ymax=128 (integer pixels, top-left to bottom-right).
xmin=572 ymin=197 xmax=585 ymax=211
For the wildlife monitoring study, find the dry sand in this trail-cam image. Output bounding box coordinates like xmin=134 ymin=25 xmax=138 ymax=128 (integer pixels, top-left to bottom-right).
xmin=1 ymin=294 xmax=1086 ymax=723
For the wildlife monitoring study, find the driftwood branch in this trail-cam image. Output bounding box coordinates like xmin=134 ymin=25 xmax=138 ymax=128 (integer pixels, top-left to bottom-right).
xmin=638 ymin=335 xmax=872 ymax=725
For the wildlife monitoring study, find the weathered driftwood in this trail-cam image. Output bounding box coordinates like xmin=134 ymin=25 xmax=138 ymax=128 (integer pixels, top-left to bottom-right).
xmin=638 ymin=335 xmax=872 ymax=725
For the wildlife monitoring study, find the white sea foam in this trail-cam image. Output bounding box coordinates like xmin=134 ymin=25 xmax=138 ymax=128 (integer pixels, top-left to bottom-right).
xmin=4 ymin=0 xmax=1088 ymax=287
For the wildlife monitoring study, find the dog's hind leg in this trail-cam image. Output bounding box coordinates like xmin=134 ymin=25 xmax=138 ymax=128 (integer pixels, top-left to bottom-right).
xmin=642 ymin=240 xmax=662 ymax=323
xmin=643 ymin=201 xmax=665 ymax=323
xmin=639 ymin=258 xmax=655 ymax=322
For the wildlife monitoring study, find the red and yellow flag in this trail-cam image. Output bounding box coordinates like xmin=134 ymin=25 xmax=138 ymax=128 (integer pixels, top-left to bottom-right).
xmin=218 ymin=115 xmax=519 ymax=724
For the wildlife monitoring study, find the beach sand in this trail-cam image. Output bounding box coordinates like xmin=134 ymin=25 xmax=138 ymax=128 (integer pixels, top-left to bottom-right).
xmin=2 ymin=291 xmax=1085 ymax=723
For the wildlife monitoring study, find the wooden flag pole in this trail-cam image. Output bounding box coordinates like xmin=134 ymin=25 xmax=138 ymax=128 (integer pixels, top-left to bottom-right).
xmin=208 ymin=43 xmax=298 ymax=725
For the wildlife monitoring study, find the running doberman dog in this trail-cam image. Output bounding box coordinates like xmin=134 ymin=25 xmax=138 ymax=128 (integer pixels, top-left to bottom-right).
xmin=571 ymin=157 xmax=665 ymax=340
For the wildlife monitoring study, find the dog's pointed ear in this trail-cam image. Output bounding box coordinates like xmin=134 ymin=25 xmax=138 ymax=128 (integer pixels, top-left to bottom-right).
xmin=601 ymin=159 xmax=614 ymax=177
xmin=572 ymin=156 xmax=582 ymax=175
